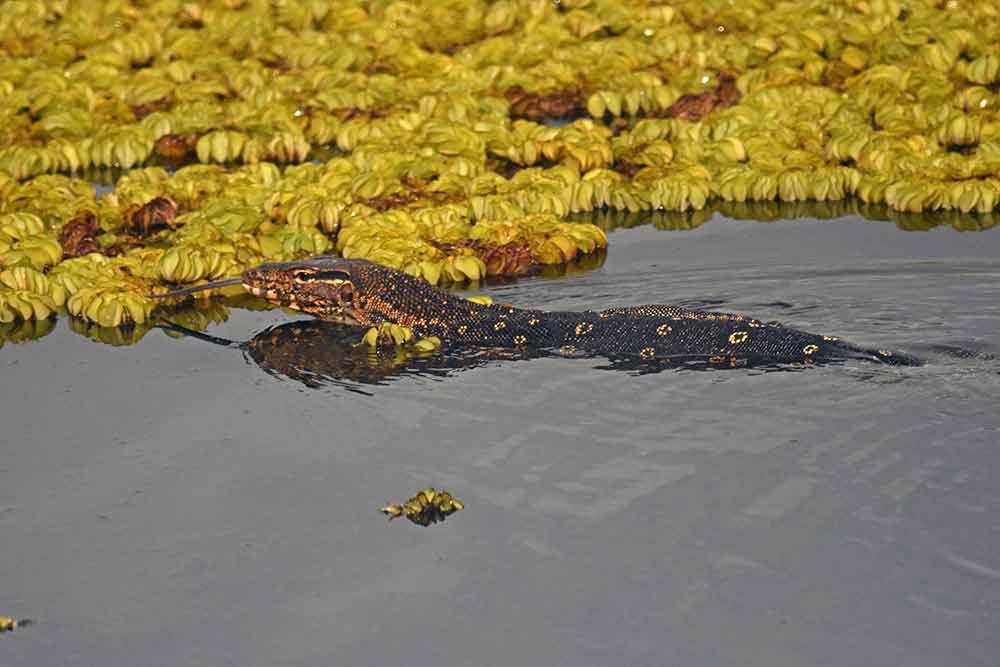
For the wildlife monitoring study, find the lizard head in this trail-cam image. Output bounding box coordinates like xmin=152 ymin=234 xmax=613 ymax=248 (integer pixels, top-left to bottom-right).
xmin=240 ymin=257 xmax=379 ymax=325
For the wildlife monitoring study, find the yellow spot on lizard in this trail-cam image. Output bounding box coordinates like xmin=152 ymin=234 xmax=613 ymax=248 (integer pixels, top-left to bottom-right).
xmin=728 ymin=331 xmax=749 ymax=345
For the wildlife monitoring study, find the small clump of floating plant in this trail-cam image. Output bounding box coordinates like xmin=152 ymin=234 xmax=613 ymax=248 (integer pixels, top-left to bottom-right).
xmin=360 ymin=322 xmax=443 ymax=354
xmin=1 ymin=0 xmax=999 ymax=332
xmin=357 ymin=294 xmax=503 ymax=353
xmin=381 ymin=488 xmax=465 ymax=527
xmin=0 ymin=616 xmax=31 ymax=634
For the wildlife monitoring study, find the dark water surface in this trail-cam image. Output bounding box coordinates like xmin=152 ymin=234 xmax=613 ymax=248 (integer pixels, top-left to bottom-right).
xmin=2 ymin=216 xmax=999 ymax=666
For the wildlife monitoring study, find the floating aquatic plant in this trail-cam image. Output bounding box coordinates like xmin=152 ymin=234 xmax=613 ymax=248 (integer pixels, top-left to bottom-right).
xmin=0 ymin=616 xmax=31 ymax=634
xmin=381 ymin=488 xmax=464 ymax=527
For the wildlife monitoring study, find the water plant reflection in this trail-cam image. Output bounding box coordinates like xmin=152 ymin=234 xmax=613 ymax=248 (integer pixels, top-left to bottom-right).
xmin=572 ymin=200 xmax=1000 ymax=233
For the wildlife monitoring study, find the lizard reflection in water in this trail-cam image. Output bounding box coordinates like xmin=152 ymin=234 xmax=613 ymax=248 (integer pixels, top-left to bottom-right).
xmin=156 ymin=319 xmax=529 ymax=390
xmin=152 ymin=257 xmax=920 ymax=369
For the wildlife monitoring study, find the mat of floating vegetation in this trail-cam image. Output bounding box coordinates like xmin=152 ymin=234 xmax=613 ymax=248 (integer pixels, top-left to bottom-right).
xmin=1 ymin=0 xmax=999 ymax=328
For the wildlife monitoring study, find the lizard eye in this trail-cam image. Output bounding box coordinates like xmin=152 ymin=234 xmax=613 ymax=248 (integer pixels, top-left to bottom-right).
xmin=293 ymin=270 xmax=314 ymax=283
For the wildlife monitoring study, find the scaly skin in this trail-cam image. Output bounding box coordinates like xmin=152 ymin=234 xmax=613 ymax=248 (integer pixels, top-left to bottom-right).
xmin=154 ymin=257 xmax=919 ymax=367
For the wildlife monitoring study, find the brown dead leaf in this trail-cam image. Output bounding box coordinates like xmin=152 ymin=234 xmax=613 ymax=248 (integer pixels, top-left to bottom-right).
xmin=659 ymin=74 xmax=741 ymax=121
xmin=505 ymin=86 xmax=585 ymax=121
xmin=122 ymin=197 xmax=178 ymax=237
xmin=154 ymin=134 xmax=197 ymax=160
xmin=131 ymin=98 xmax=173 ymax=120
xmin=60 ymin=209 xmax=101 ymax=258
